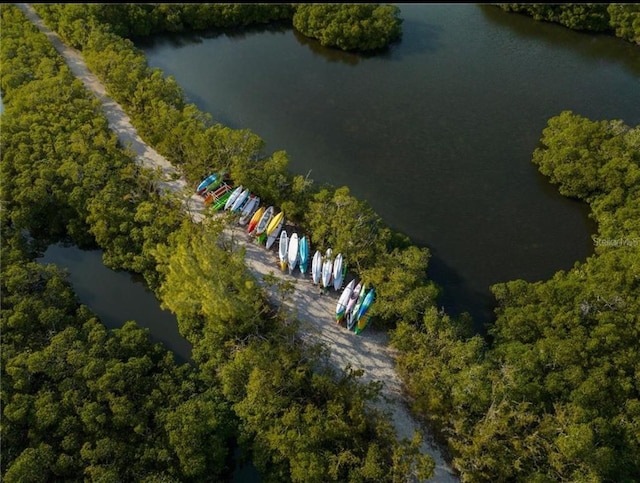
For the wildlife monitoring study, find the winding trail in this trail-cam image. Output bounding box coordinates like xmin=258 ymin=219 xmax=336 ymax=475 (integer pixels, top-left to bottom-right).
xmin=18 ymin=4 xmax=458 ymax=481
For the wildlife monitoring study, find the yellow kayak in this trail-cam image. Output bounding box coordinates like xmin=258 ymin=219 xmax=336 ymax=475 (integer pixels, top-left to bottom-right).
xmin=265 ymin=210 xmax=284 ymax=236
xmin=247 ymin=206 xmax=265 ymax=234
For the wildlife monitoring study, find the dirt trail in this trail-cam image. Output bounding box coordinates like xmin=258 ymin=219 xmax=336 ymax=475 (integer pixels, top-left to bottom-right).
xmin=18 ymin=4 xmax=458 ymax=481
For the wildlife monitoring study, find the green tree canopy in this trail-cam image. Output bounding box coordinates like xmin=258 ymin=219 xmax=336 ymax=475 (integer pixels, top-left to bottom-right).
xmin=293 ymin=4 xmax=402 ymax=52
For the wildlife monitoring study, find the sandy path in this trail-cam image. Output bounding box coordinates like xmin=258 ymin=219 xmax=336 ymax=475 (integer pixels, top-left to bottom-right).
xmin=19 ymin=4 xmax=458 ymax=481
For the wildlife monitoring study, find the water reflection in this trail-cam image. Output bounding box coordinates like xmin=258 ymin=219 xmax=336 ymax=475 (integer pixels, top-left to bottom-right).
xmin=292 ymin=28 xmax=363 ymax=65
xmin=479 ymin=5 xmax=640 ymax=77
xmin=136 ymin=21 xmax=291 ymax=49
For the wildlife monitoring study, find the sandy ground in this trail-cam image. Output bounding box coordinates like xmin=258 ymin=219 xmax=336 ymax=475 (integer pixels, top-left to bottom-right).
xmin=19 ymin=4 xmax=458 ymax=481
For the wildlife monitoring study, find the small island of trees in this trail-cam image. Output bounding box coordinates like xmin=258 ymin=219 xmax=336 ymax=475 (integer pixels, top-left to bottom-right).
xmin=292 ymin=4 xmax=402 ymax=52
xmin=496 ymin=3 xmax=640 ymax=44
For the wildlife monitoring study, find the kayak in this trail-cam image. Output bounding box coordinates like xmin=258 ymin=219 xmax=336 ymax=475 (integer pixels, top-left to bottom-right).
xmin=196 ymin=172 xmax=219 ymax=195
xmin=345 ymin=280 xmax=362 ymax=325
xmin=278 ymin=230 xmax=288 ymax=272
xmin=238 ymin=195 xmax=260 ymax=225
xmin=224 ymin=185 xmax=244 ymax=211
xmin=254 ymin=206 xmax=274 ymax=237
xmin=311 ymin=250 xmax=322 ymax=285
xmin=204 ymin=183 xmax=231 ymax=206
xmin=287 ymin=233 xmax=299 ymax=274
xmin=354 ymin=288 xmax=375 ymax=334
xmin=265 ymin=211 xmax=284 ymax=236
xmin=332 ymin=253 xmax=344 ymax=291
xmin=265 ymin=212 xmax=285 ymax=250
xmin=336 ymin=279 xmax=355 ymax=323
xmin=229 ymin=188 xmax=250 ymax=212
xmin=247 ymin=206 xmax=265 ymax=234
xmin=201 ymin=170 xmax=227 ymax=195
xmin=212 ymin=191 xmax=232 ymax=211
xmin=321 ymin=248 xmax=333 ymax=289
xmin=298 ymin=236 xmax=309 ymax=274
xmin=347 ymin=282 xmax=367 ymax=331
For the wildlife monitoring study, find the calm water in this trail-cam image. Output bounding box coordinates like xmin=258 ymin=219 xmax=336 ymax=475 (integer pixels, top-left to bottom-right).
xmin=140 ymin=5 xmax=640 ymax=328
xmin=38 ymin=244 xmax=192 ymax=363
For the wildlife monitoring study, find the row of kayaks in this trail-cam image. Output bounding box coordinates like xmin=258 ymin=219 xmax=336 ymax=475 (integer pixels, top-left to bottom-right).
xmin=196 ymin=175 xmax=287 ymax=246
xmin=281 ymin=237 xmax=374 ymax=333
xmin=311 ymin=248 xmax=345 ymax=292
xmin=335 ymin=279 xmax=375 ymax=334
xmin=278 ymin=230 xmax=310 ymax=275
xmin=248 ymin=205 xmax=286 ymax=250
xmin=196 ymin=172 xmax=375 ymax=333
xmin=196 ymin=176 xmax=265 ymax=229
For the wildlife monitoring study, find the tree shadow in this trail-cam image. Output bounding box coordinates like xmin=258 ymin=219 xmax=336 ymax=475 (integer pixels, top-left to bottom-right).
xmin=135 ymin=20 xmax=291 ymax=49
xmin=479 ymin=5 xmax=640 ymax=78
xmin=426 ymin=247 xmax=497 ymax=337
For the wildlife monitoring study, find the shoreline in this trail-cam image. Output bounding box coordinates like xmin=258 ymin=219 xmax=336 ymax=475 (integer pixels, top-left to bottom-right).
xmin=17 ymin=4 xmax=458 ymax=481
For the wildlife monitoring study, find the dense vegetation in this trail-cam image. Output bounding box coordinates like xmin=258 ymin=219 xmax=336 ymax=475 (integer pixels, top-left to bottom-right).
xmin=29 ymin=4 xmax=294 ymax=46
xmin=1 ymin=259 xmax=234 ymax=482
xmin=28 ymin=3 xmax=439 ymax=332
xmin=4 ymin=3 xmax=638 ymax=482
xmin=33 ymin=3 xmax=402 ymax=53
xmin=1 ymin=4 xmax=433 ymax=481
xmin=292 ymin=4 xmax=402 ymax=52
xmin=496 ymin=3 xmax=640 ymax=44
xmin=393 ymin=112 xmax=640 ymax=481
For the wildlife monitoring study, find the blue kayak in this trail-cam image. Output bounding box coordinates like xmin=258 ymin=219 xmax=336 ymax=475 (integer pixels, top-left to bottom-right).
xmin=196 ymin=173 xmax=220 ymax=195
xmin=298 ymin=236 xmax=309 ymax=274
xmin=355 ymin=288 xmax=375 ymax=325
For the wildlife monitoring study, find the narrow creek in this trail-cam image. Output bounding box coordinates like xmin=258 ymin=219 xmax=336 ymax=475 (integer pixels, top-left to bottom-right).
xmin=38 ymin=243 xmax=192 ymax=364
xmin=37 ymin=243 xmax=263 ymax=482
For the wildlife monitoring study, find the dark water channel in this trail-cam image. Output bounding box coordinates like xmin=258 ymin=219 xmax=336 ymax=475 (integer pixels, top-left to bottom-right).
xmin=138 ymin=4 xmax=640 ymax=329
xmin=38 ymin=244 xmax=192 ymax=363
xmin=37 ymin=245 xmax=260 ymax=482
